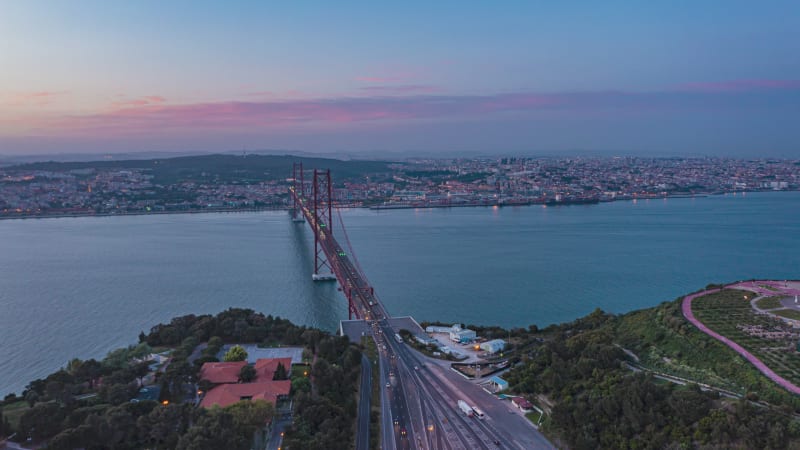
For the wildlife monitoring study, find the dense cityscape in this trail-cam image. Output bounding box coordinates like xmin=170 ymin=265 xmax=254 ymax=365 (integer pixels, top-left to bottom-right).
xmin=1 ymin=155 xmax=798 ymax=218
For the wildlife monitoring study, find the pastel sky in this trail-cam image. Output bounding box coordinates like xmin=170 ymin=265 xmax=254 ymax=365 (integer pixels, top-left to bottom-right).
xmin=1 ymin=1 xmax=798 ymax=156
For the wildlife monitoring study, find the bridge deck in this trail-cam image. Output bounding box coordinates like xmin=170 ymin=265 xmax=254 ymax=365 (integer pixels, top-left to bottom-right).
xmin=290 ymin=186 xmax=385 ymax=320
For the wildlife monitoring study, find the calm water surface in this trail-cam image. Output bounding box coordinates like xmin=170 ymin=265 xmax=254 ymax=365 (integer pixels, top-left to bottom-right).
xmin=2 ymin=192 xmax=799 ymax=395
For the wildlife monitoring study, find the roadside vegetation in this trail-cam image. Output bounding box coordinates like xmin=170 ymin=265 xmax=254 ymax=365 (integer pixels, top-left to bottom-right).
xmin=361 ymin=337 xmax=382 ymax=450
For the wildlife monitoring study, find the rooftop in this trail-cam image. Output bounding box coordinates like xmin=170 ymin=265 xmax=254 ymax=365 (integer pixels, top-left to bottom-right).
xmin=200 ymin=380 xmax=291 ymax=409
xmin=199 ymin=361 xmax=247 ymax=384
xmin=254 ymin=357 xmax=292 ymax=382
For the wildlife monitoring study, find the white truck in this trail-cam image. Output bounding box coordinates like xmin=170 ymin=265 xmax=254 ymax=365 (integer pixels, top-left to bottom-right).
xmin=458 ymin=400 xmax=474 ymax=417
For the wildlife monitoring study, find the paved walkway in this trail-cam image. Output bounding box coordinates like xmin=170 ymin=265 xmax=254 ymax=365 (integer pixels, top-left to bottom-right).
xmin=681 ymin=280 xmax=800 ymax=395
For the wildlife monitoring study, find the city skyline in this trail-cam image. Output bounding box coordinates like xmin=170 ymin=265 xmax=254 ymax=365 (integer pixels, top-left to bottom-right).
xmin=1 ymin=1 xmax=798 ymax=156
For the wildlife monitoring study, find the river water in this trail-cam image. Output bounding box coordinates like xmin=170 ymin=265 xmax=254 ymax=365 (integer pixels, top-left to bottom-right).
xmin=2 ymin=192 xmax=799 ymax=395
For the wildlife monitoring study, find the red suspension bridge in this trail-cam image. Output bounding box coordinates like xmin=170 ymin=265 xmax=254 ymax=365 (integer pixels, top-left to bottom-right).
xmin=289 ymin=162 xmax=385 ymax=321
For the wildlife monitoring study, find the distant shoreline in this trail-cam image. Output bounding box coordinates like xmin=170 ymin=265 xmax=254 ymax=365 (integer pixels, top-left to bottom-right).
xmin=0 ymin=206 xmax=288 ymax=221
xmin=1 ymin=189 xmax=795 ymax=221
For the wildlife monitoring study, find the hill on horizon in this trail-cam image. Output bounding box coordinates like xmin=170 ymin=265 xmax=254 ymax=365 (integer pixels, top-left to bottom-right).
xmin=7 ymin=153 xmax=393 ymax=184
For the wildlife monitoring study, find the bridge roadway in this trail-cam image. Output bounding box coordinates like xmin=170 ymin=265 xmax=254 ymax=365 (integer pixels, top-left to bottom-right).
xmin=291 ymin=187 xmax=552 ymax=449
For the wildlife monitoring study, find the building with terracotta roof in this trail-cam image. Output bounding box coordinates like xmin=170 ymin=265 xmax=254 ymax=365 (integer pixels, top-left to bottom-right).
xmin=512 ymin=396 xmax=534 ymax=411
xmin=254 ymin=357 xmax=292 ymax=381
xmin=198 ymin=357 xmax=294 ymax=409
xmin=200 ymin=380 xmax=291 ymax=409
xmin=198 ymin=361 xmax=247 ymax=384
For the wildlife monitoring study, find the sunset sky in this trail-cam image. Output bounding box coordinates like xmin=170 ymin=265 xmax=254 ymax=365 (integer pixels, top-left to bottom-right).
xmin=1 ymin=1 xmax=798 ymax=156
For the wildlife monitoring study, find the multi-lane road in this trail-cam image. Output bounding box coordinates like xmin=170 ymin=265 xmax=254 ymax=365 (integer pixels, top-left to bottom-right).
xmin=370 ymin=317 xmax=554 ymax=450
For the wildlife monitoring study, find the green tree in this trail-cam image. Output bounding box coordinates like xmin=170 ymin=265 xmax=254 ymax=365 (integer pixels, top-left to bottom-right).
xmin=24 ymin=390 xmax=39 ymax=407
xmin=239 ymin=365 xmax=256 ymax=383
xmin=137 ymin=403 xmax=193 ymax=448
xmin=291 ymin=376 xmax=311 ymax=394
xmin=223 ymin=345 xmax=248 ymax=362
xmin=273 ymin=362 xmax=288 ymax=381
xmin=226 ymin=399 xmax=274 ymax=434
xmin=176 ymin=409 xmax=247 ymax=450
xmin=19 ymin=402 xmax=66 ymax=440
xmin=132 ymin=361 xmax=152 ymax=387
xmin=100 ymin=382 xmax=136 ymax=405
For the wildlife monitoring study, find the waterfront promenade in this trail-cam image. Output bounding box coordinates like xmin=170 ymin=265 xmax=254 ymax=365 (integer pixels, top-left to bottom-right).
xmin=682 ymin=280 xmax=800 ymax=395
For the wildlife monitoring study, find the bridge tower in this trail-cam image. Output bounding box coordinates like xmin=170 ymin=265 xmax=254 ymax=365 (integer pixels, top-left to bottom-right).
xmin=311 ymin=169 xmax=337 ymax=281
xmin=290 ymin=163 xmax=305 ymax=223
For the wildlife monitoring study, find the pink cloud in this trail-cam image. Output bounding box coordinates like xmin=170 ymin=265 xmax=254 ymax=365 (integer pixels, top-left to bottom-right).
xmin=677 ymin=79 xmax=800 ymax=93
xmin=356 ymin=76 xmax=411 ymax=83
xmin=111 ymin=95 xmax=167 ymax=108
xmin=21 ymin=91 xmax=61 ymax=99
xmin=245 ymin=91 xmax=276 ymax=97
xmin=359 ymin=85 xmax=441 ymax=94
xmin=244 ymin=90 xmax=310 ymax=100
xmin=7 ymin=91 xmax=68 ymax=106
xmin=19 ymin=80 xmax=799 ymax=139
xmin=39 ymin=92 xmax=560 ymax=137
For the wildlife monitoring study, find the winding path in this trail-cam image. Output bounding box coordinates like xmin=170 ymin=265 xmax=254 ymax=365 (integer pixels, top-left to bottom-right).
xmin=681 ymin=280 xmax=800 ymax=395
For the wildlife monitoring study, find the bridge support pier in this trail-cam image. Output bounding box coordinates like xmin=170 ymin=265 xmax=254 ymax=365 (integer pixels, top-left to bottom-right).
xmin=312 ymin=273 xmax=337 ymax=281
xmin=348 ymin=298 xmax=359 ymax=320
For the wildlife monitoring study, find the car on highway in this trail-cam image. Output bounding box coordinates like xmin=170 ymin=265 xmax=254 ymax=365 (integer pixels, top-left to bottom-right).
xmin=386 ymin=382 xmax=391 ymax=388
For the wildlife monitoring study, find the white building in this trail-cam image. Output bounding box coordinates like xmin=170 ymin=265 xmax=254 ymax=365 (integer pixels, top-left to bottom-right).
xmin=414 ymin=335 xmax=438 ymax=346
xmin=480 ymin=339 xmax=506 ymax=354
xmin=426 ymin=323 xmax=463 ymax=334
xmin=450 ymin=328 xmax=477 ymax=343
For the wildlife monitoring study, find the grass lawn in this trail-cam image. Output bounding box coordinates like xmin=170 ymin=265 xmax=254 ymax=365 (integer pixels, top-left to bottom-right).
xmin=756 ymin=296 xmax=785 ymax=310
xmin=773 ymin=309 xmax=800 ymax=321
xmin=291 ymin=364 xmax=309 ymax=379
xmin=1 ymin=400 xmax=29 ymax=429
xmin=526 ymin=410 xmax=543 ymax=425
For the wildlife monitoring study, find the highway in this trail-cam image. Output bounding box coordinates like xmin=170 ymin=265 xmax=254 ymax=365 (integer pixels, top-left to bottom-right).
xmin=375 ymin=320 xmax=554 ymax=450
xmin=290 ymin=183 xmax=553 ymax=449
